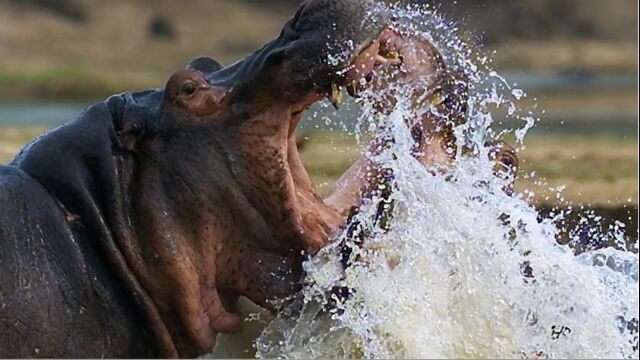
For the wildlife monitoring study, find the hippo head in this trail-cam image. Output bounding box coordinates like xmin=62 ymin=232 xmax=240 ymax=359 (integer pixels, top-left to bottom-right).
xmin=101 ymin=0 xmax=390 ymax=356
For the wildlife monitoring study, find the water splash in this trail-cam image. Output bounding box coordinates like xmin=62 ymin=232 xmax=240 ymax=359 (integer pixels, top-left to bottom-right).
xmin=253 ymin=3 xmax=638 ymax=359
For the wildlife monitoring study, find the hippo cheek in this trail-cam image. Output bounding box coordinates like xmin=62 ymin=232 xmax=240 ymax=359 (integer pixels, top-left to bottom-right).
xmin=218 ymin=242 xmax=303 ymax=311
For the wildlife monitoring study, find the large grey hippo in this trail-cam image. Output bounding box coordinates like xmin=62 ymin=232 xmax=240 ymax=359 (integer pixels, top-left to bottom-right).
xmin=0 ymin=0 xmax=516 ymax=357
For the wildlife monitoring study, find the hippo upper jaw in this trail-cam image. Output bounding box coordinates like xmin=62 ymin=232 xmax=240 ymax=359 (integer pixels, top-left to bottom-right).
xmin=209 ymin=0 xmax=389 ymax=106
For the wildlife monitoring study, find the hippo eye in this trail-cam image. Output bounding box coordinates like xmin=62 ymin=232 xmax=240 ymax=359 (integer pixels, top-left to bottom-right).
xmin=181 ymin=82 xmax=197 ymax=96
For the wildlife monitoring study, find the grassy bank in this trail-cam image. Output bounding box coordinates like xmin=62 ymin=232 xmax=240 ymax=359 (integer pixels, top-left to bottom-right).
xmin=516 ymin=137 xmax=638 ymax=206
xmin=0 ymin=66 xmax=156 ymax=101
xmin=0 ymin=0 xmax=292 ymax=100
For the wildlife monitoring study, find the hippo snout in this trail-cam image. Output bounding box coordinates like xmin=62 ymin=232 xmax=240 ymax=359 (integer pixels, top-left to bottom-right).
xmin=218 ymin=0 xmax=389 ymax=104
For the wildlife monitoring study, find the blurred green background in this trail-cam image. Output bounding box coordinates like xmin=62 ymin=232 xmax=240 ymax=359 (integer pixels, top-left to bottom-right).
xmin=0 ymin=0 xmax=637 ymax=233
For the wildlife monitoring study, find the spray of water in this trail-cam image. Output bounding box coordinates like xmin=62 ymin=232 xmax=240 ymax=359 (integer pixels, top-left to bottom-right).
xmin=249 ymin=3 xmax=638 ymax=359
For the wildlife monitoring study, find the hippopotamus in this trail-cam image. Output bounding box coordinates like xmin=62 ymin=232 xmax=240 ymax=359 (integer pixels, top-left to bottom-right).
xmin=0 ymin=0 xmax=517 ymax=357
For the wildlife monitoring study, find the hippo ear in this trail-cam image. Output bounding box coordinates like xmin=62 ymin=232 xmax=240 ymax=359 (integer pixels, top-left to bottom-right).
xmin=186 ymin=56 xmax=223 ymax=75
xmin=117 ymin=121 xmax=143 ymax=151
xmin=111 ymin=90 xmax=162 ymax=152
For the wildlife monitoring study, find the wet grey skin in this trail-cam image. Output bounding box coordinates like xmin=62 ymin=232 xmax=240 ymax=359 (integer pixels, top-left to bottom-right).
xmin=0 ymin=0 xmax=390 ymax=358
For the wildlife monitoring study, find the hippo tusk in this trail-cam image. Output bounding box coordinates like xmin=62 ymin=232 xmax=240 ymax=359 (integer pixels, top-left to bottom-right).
xmin=375 ymin=54 xmax=389 ymax=64
xmin=328 ymin=82 xmax=344 ymax=109
xmin=376 ymin=51 xmax=402 ymax=66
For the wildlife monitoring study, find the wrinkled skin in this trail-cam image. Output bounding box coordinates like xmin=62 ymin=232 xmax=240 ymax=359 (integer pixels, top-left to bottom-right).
xmin=0 ymin=0 xmax=517 ymax=358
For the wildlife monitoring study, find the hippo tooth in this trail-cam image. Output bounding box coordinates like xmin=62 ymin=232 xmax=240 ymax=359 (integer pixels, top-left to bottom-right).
xmin=329 ymin=83 xmax=343 ymax=109
xmin=375 ymin=54 xmax=389 ymax=64
xmin=376 ymin=52 xmax=402 ymax=66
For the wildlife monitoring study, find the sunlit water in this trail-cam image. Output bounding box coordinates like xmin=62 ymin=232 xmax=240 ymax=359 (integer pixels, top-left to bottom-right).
xmin=210 ymin=3 xmax=639 ymax=359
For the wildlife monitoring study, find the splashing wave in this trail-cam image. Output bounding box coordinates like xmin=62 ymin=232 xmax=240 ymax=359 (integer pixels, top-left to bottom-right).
xmin=253 ymin=3 xmax=638 ymax=359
